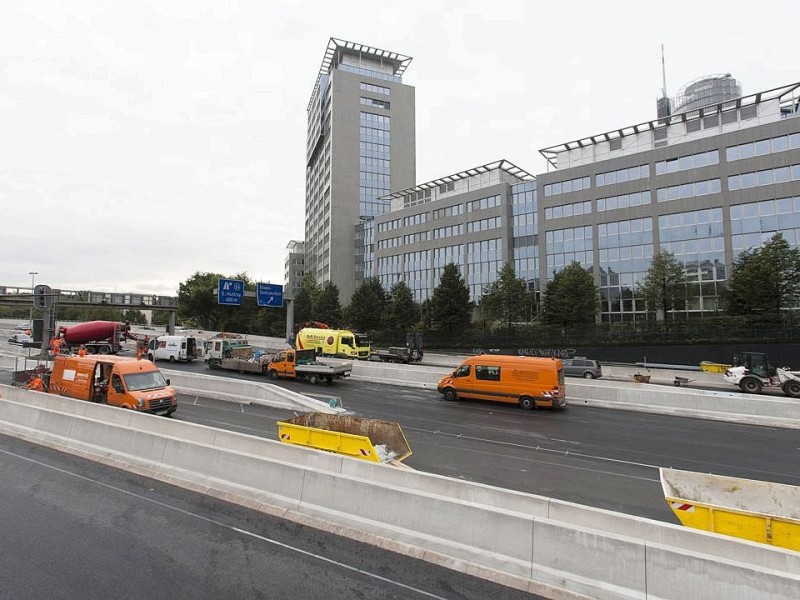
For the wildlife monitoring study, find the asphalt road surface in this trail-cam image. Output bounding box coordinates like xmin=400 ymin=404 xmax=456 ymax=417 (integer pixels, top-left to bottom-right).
xmin=0 ymin=434 xmax=544 ymax=600
xmin=169 ymin=360 xmax=800 ymax=523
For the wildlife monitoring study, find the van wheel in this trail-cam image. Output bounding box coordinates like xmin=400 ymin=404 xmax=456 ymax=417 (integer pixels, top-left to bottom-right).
xmin=169 ymin=356 xmax=176 ymax=363
xmin=269 ymin=369 xmax=278 ymax=380
xmin=583 ymin=372 xmax=595 ymax=379
xmin=519 ymin=396 xmax=535 ymax=410
xmin=308 ymin=374 xmax=320 ymax=385
xmin=443 ymin=388 xmax=457 ymax=402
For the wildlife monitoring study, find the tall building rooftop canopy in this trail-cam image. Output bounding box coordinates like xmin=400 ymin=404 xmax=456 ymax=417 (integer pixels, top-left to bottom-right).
xmin=539 ymin=80 xmax=800 ymax=169
xmin=307 ymin=38 xmax=413 ymax=110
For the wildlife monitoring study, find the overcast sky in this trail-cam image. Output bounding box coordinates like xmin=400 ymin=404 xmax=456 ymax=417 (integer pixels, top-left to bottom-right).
xmin=2 ymin=1 xmax=799 ymax=297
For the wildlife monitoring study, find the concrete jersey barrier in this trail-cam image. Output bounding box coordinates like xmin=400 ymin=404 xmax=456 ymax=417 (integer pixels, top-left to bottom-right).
xmin=1 ymin=385 xmax=798 ymax=600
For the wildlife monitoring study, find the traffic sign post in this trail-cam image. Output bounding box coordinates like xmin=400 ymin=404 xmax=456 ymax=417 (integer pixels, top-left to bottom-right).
xmin=217 ymin=279 xmax=244 ymax=305
xmin=257 ymin=283 xmax=283 ymax=307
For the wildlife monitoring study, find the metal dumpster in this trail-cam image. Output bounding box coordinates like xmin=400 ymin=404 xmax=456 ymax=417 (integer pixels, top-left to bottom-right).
xmin=277 ymin=412 xmax=412 ymax=464
xmin=661 ymin=467 xmax=800 ymax=552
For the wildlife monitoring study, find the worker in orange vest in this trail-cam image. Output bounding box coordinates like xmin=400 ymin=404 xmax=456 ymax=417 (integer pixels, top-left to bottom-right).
xmin=26 ymin=373 xmax=45 ymax=392
xmin=78 ymin=345 xmax=87 ymax=357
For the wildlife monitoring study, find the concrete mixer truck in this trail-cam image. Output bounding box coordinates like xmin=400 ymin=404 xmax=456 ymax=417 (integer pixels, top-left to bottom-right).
xmin=57 ymin=320 xmax=138 ymax=355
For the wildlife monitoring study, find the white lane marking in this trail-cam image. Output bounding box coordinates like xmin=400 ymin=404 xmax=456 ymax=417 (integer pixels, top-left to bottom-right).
xmin=0 ymin=448 xmax=454 ymax=600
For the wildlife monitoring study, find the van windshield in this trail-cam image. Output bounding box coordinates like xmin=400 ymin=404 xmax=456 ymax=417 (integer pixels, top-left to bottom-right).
xmin=124 ymin=371 xmax=168 ymax=391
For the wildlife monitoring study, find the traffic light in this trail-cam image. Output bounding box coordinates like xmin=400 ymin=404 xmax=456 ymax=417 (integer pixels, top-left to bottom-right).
xmin=34 ymin=284 xmax=49 ymax=309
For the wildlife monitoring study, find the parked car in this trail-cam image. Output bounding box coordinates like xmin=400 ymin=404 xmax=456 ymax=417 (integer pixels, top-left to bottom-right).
xmin=562 ymin=357 xmax=602 ymax=379
xmin=8 ymin=333 xmax=33 ymax=345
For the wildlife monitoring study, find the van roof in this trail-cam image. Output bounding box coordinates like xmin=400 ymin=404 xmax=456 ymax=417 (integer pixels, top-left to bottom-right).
xmin=56 ymin=354 xmax=159 ymax=372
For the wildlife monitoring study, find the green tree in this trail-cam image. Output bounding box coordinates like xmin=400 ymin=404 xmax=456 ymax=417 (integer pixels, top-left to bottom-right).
xmin=542 ymin=261 xmax=599 ymax=327
xmin=640 ymin=250 xmax=686 ymax=320
xmin=480 ymin=262 xmax=528 ymax=333
xmin=723 ymin=233 xmax=800 ymax=316
xmin=387 ymin=281 xmax=420 ymax=331
xmin=346 ymin=277 xmax=387 ymax=332
xmin=315 ymin=281 xmax=343 ymax=327
xmin=429 ymin=263 xmax=473 ymax=331
xmin=121 ymin=309 xmax=147 ymax=325
xmin=292 ymin=273 xmax=319 ymax=326
xmin=177 ymin=272 xmax=226 ymax=330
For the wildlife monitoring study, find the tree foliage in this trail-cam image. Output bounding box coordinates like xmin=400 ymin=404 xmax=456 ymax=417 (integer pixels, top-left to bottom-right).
xmin=345 ymin=277 xmax=387 ymax=332
xmin=428 ymin=263 xmax=473 ymax=331
xmin=723 ymin=233 xmax=800 ymax=316
xmin=315 ymin=281 xmax=343 ymax=327
xmin=481 ymin=262 xmax=528 ymax=331
xmin=292 ymin=273 xmax=318 ymax=326
xmin=387 ymin=281 xmax=420 ymax=332
xmin=640 ymin=250 xmax=686 ymax=319
xmin=542 ymin=261 xmax=599 ymax=327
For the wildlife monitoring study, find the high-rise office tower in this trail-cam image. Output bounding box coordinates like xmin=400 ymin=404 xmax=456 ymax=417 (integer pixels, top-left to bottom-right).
xmin=305 ymin=38 xmax=416 ymax=303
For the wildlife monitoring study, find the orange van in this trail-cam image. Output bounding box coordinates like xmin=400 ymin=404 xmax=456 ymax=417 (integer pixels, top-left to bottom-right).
xmin=48 ymin=354 xmax=177 ymax=416
xmin=437 ymin=354 xmax=566 ymax=410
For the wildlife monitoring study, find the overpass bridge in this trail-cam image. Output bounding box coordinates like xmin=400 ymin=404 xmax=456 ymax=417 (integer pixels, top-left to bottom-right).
xmin=0 ymin=285 xmax=177 ymax=312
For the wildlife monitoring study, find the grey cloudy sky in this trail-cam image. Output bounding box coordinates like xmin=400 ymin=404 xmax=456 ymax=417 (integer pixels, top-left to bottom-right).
xmin=2 ymin=0 xmax=799 ymax=297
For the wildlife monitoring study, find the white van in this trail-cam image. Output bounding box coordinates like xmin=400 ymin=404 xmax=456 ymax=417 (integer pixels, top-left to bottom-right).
xmin=147 ymin=335 xmax=197 ymax=363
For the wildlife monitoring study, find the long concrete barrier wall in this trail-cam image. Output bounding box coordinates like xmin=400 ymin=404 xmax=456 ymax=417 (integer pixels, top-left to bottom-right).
xmin=1 ymin=385 xmax=797 ymax=600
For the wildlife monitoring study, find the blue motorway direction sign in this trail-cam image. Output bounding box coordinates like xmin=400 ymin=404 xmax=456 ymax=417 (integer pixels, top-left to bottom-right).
xmin=217 ymin=279 xmax=244 ymax=305
xmin=257 ymin=282 xmax=283 ymax=307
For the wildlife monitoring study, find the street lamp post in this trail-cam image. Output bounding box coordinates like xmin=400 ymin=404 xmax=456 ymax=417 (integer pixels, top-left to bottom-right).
xmin=28 ymin=271 xmax=38 ymax=325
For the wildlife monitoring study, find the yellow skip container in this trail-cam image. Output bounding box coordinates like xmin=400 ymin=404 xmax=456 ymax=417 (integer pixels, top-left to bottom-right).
xmin=277 ymin=413 xmax=412 ymax=464
xmin=660 ymin=467 xmax=800 ymax=552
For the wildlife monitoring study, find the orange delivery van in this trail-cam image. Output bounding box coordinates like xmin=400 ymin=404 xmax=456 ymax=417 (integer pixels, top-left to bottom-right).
xmin=48 ymin=354 xmax=177 ymax=416
xmin=437 ymin=354 xmax=566 ymax=410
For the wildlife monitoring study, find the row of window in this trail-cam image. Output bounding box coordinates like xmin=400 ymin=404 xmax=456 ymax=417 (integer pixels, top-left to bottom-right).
xmin=726 ymin=133 xmax=800 ymax=162
xmin=596 ymin=164 xmax=649 ymax=187
xmin=656 ymin=178 xmax=721 ymax=202
xmin=546 ymin=225 xmax=593 ymax=245
xmin=377 ymin=237 xmax=402 ymax=250
xmin=340 ymin=64 xmax=401 ymax=83
xmin=360 ymin=127 xmax=390 ymax=143
xmin=360 ymin=97 xmax=390 ymax=110
xmin=432 ymin=204 xmax=464 ymax=219
xmin=404 ymin=232 xmax=428 ymax=245
xmin=360 ymin=172 xmax=391 ymax=185
xmin=655 ymin=150 xmax=719 ymax=175
xmin=597 ymin=190 xmax=651 ymax=212
xmin=433 ymin=224 xmax=463 ymax=239
xmin=360 ymin=82 xmax=391 ymax=95
xmin=728 ymin=164 xmax=800 ymax=191
xmin=360 ymin=141 xmax=390 ymax=159
xmin=360 ymin=157 xmax=390 ymax=173
xmin=467 ymin=195 xmax=501 ymax=212
xmin=545 ymin=200 xmax=592 ymax=220
xmin=598 ymin=217 xmax=653 ymax=243
xmin=378 ymin=218 xmax=402 ymax=233
xmin=543 ymin=176 xmax=590 ymax=197
xmin=360 ymin=111 xmax=390 ymax=127
xmin=467 ymin=216 xmax=502 ymax=233
xmin=403 ymin=213 xmax=427 ymax=226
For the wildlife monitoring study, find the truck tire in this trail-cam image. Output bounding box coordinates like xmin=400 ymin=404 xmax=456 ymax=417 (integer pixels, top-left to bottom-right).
xmin=308 ymin=374 xmax=320 ymax=385
xmin=443 ymin=388 xmax=457 ymax=402
xmin=98 ymin=345 xmax=111 ymax=355
xmin=269 ymin=369 xmax=278 ymax=380
xmin=519 ymin=396 xmax=535 ymax=410
xmin=740 ymin=378 xmax=762 ymax=394
xmin=782 ymin=380 xmax=800 ymax=398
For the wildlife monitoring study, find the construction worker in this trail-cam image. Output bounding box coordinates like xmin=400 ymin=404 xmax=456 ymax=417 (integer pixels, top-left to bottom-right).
xmin=78 ymin=345 xmax=87 ymax=357
xmin=49 ymin=337 xmax=62 ymax=357
xmin=26 ymin=373 xmax=45 ymax=392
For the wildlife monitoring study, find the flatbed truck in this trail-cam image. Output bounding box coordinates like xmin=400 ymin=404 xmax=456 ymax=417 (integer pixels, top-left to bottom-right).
xmin=267 ymin=348 xmax=351 ymax=384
